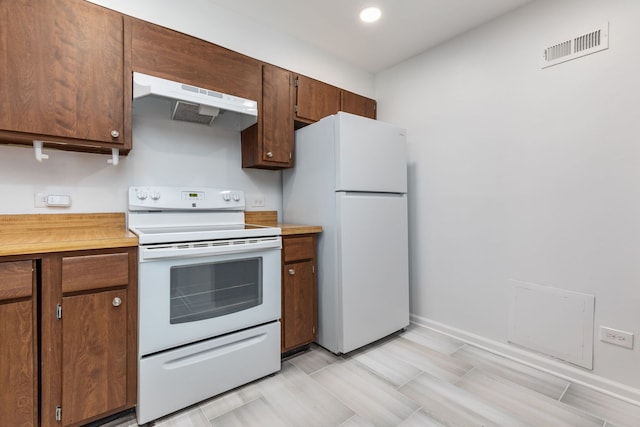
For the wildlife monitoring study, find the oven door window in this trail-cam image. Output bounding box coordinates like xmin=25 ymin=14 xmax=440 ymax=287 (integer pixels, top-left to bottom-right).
xmin=170 ymin=257 xmax=262 ymax=324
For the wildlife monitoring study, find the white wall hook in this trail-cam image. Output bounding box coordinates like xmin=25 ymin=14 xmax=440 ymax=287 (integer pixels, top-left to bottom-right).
xmin=33 ymin=140 xmax=49 ymax=162
xmin=107 ymin=148 xmax=120 ymax=166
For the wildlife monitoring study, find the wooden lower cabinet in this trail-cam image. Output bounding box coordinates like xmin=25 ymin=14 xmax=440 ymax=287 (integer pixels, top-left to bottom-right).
xmin=281 ymin=235 xmax=318 ymax=353
xmin=0 ymin=248 xmax=137 ymax=427
xmin=0 ymin=260 xmax=37 ymax=427
xmin=42 ymin=248 xmax=137 ymax=427
xmin=61 ymin=289 xmax=129 ymax=426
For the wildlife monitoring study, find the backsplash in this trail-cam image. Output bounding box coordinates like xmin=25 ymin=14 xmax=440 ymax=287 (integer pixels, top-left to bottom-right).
xmin=0 ymin=96 xmax=282 ymax=215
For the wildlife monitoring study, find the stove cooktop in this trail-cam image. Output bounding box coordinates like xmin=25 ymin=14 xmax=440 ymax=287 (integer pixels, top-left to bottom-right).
xmin=130 ymin=223 xmax=280 ymax=245
xmin=127 ymin=186 xmax=280 ymax=244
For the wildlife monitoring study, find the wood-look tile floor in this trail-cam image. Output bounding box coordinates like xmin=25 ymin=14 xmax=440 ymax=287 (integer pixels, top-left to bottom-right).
xmin=107 ymin=325 xmax=640 ymax=427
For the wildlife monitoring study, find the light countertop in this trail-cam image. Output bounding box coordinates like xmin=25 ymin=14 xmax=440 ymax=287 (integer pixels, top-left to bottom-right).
xmin=0 ymin=213 xmax=138 ymax=257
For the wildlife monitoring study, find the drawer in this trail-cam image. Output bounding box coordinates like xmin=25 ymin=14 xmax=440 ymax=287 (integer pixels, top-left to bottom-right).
xmin=62 ymin=252 xmax=129 ymax=293
xmin=0 ymin=260 xmax=33 ymax=301
xmin=283 ymin=236 xmax=315 ymax=263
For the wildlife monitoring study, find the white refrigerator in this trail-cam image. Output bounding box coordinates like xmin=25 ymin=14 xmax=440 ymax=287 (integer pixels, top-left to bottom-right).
xmin=283 ymin=112 xmax=409 ymax=354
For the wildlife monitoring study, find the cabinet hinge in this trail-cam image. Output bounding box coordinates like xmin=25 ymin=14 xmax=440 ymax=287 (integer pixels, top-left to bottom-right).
xmin=289 ymin=152 xmax=292 ymax=160
xmin=312 ymin=265 xmax=315 ymax=274
xmin=294 ymin=105 xmax=298 ymax=113
xmin=55 ymin=405 xmax=62 ymax=422
xmin=294 ymin=78 xmax=299 ymax=87
xmin=56 ymin=304 xmax=62 ymax=320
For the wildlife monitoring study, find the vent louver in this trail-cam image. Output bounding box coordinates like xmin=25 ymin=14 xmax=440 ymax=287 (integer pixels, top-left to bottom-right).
xmin=542 ymin=23 xmax=609 ymax=68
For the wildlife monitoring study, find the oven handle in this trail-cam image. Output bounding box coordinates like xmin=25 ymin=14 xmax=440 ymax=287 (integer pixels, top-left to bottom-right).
xmin=139 ymin=237 xmax=281 ymax=261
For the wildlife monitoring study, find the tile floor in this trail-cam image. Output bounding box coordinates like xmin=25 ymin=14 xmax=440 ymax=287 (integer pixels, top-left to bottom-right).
xmin=107 ymin=325 xmax=640 ymax=427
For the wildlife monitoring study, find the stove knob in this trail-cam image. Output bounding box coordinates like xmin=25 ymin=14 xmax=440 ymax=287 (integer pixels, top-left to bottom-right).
xmin=232 ymin=193 xmax=241 ymax=202
xmin=150 ymin=191 xmax=161 ymax=201
xmin=222 ymin=193 xmax=231 ymax=202
xmin=137 ymin=190 xmax=148 ymax=200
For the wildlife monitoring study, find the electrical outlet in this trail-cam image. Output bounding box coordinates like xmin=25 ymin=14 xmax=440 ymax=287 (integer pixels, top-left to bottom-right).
xmin=600 ymin=326 xmax=634 ymax=349
xmin=34 ymin=192 xmax=72 ymax=208
xmin=251 ymin=195 xmax=265 ymax=208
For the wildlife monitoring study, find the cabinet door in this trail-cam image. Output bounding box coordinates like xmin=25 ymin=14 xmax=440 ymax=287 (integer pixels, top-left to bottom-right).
xmin=0 ymin=0 xmax=126 ymax=147
xmin=261 ymin=64 xmax=294 ymax=165
xmin=61 ymin=289 xmax=128 ymax=426
xmin=341 ymin=90 xmax=377 ymax=119
xmin=131 ymin=18 xmax=260 ymax=102
xmin=242 ymin=64 xmax=294 ymax=169
xmin=295 ymin=75 xmax=340 ymax=123
xmin=282 ymin=260 xmax=316 ymax=351
xmin=0 ymin=260 xmax=36 ymax=427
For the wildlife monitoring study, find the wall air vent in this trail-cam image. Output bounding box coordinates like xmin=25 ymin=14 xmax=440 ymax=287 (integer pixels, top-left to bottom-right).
xmin=542 ymin=23 xmax=609 ymax=69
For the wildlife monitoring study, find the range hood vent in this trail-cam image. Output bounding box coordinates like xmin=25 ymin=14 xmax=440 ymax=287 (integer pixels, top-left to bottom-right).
xmin=133 ymin=72 xmax=258 ymax=131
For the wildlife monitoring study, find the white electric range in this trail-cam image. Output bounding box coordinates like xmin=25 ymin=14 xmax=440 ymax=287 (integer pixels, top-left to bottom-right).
xmin=128 ymin=186 xmax=282 ymax=424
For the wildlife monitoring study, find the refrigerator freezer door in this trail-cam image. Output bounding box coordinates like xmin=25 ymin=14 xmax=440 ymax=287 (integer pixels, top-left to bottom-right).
xmin=336 ymin=191 xmax=409 ymax=353
xmin=335 ymin=112 xmax=407 ymax=193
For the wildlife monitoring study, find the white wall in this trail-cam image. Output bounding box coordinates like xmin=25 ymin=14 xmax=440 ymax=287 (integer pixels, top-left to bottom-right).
xmin=376 ymin=0 xmax=640 ymax=395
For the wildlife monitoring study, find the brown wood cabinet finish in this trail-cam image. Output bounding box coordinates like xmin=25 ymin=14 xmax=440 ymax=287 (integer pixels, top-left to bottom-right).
xmin=61 ymin=252 xmax=129 ymax=293
xmin=281 ymin=235 xmax=318 ymax=353
xmin=294 ymin=75 xmax=341 ymax=124
xmin=0 ymin=259 xmax=33 ymax=301
xmin=61 ymin=289 xmax=128 ymax=426
xmin=40 ymin=248 xmax=137 ymax=427
xmin=0 ymin=260 xmax=36 ymax=427
xmin=130 ymin=18 xmax=260 ymax=102
xmin=0 ymin=0 xmax=130 ymax=153
xmin=242 ymin=64 xmax=295 ymax=169
xmin=341 ymin=90 xmax=377 ymax=119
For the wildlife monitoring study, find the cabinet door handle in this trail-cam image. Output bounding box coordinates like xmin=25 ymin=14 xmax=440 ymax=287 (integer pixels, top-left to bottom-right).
xmin=110 ymin=129 xmax=120 ymax=138
xmin=112 ymin=297 xmax=122 ymax=307
xmin=288 ymin=269 xmax=295 ymax=276
xmin=266 ymin=151 xmax=273 ymax=158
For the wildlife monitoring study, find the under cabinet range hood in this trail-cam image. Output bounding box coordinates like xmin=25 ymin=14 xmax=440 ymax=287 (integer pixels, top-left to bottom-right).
xmin=132 ymin=72 xmax=258 ymax=131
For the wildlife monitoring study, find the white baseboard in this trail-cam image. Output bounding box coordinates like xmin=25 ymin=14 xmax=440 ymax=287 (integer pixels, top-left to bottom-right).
xmin=410 ymin=314 xmax=640 ymax=406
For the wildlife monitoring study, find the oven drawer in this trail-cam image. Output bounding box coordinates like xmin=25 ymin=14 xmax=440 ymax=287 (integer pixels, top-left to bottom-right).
xmin=137 ymin=321 xmax=281 ymax=424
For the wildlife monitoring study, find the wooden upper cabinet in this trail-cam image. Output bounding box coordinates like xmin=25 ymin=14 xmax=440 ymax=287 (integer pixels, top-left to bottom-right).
xmin=0 ymin=0 xmax=129 ymax=152
xmin=130 ymin=18 xmax=260 ymax=102
xmin=341 ymin=90 xmax=377 ymax=119
xmin=294 ymin=74 xmax=340 ymax=124
xmin=242 ymin=64 xmax=294 ymax=169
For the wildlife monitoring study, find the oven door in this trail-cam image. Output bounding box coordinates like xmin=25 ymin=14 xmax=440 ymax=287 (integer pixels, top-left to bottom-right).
xmin=138 ymin=237 xmax=281 ymax=356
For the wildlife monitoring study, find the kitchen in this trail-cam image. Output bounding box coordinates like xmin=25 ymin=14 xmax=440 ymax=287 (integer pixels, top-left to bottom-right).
xmin=1 ymin=0 xmax=639 ymax=426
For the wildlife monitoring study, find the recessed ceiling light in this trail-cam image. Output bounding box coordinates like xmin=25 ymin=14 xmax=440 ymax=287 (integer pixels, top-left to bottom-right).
xmin=359 ymin=7 xmax=381 ymax=23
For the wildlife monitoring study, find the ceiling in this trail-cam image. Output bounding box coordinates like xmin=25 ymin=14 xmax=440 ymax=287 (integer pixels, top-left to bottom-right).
xmin=207 ymin=0 xmax=534 ymax=72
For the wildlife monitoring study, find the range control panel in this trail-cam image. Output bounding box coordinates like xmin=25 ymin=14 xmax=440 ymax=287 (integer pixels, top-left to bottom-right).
xmin=128 ymin=186 xmax=245 ymax=211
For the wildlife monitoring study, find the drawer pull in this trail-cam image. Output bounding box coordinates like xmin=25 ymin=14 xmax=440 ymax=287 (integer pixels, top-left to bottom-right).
xmin=288 ymin=269 xmax=295 ymax=276
xmin=112 ymin=297 xmax=122 ymax=307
